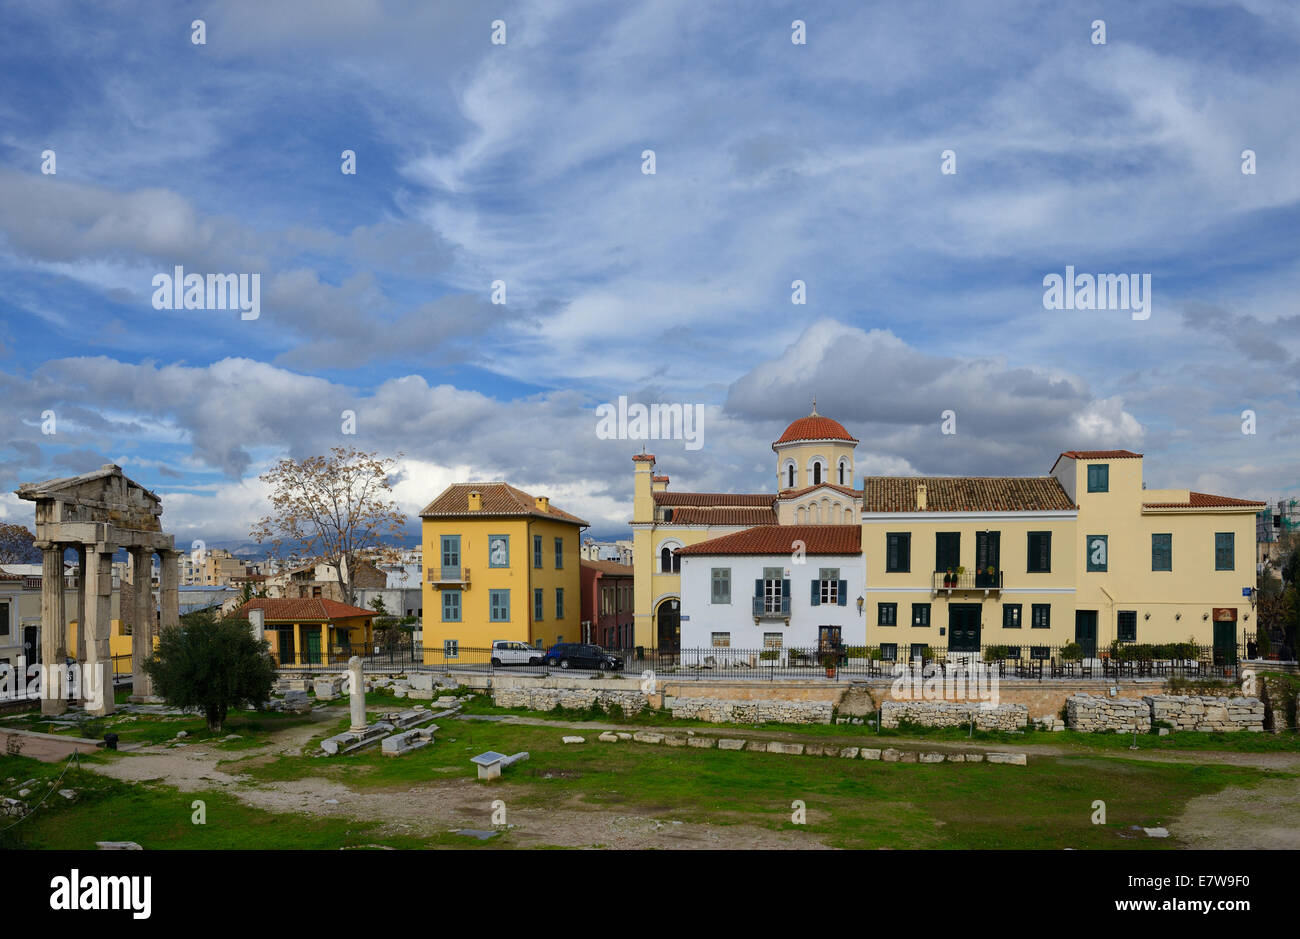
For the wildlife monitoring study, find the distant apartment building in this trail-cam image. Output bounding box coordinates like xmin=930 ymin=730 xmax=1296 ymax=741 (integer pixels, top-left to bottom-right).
xmin=581 ymin=538 xmax=633 ymax=566
xmin=580 ymin=559 xmax=634 ymax=649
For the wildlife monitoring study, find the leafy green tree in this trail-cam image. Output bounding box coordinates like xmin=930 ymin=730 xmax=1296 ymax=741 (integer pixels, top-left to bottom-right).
xmin=144 ymin=611 xmax=276 ymax=733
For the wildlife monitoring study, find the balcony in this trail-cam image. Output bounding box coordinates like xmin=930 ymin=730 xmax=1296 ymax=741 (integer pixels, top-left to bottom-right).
xmin=427 ymin=566 xmax=470 ymax=588
xmin=753 ymin=595 xmax=791 ymax=620
xmin=932 ymin=570 xmax=1003 ymax=594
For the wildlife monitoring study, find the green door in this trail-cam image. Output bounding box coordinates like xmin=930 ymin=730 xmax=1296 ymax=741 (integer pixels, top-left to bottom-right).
xmin=304 ymin=627 xmax=322 ymax=665
xmin=948 ymin=604 xmax=981 ymax=652
xmin=1213 ymin=622 xmax=1237 ymax=666
xmin=1075 ymin=610 xmax=1097 ymax=658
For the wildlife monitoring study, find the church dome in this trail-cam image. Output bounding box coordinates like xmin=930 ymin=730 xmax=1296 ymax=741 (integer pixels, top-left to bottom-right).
xmin=774 ymin=411 xmax=858 ymax=446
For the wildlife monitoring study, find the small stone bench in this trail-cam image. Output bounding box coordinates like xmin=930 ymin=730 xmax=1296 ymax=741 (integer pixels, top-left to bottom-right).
xmin=471 ymin=750 xmax=530 ymax=780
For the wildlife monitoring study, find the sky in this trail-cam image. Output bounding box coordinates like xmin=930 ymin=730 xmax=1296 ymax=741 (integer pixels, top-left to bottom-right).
xmin=1 ymin=0 xmax=1298 ymax=546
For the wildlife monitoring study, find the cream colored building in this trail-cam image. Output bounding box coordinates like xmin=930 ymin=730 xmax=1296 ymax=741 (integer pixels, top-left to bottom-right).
xmin=633 ymin=410 xmax=1265 ymax=660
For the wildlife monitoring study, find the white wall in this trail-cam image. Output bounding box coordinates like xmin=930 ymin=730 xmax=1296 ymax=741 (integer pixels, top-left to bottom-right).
xmin=679 ymin=553 xmax=865 ymax=652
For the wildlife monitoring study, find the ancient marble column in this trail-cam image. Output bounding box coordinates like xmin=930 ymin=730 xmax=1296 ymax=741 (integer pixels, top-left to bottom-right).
xmin=130 ymin=547 xmax=155 ymax=699
xmin=83 ymin=545 xmax=115 ymax=717
xmin=38 ymin=542 xmax=68 ymax=716
xmin=158 ymin=548 xmax=180 ymax=636
xmin=348 ymin=656 xmax=366 ymax=731
xmin=74 ymin=545 xmax=87 ymax=665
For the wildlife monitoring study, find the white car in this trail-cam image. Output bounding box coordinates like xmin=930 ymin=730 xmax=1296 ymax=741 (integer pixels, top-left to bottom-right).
xmin=491 ymin=640 xmax=543 ymax=666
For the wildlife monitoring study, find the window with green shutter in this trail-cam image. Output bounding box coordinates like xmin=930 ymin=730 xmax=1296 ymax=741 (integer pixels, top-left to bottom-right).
xmin=554 ymin=537 xmax=564 ymax=569
xmin=1087 ymin=464 xmax=1109 ymax=492
xmin=912 ymin=603 xmax=930 ymax=626
xmin=1031 ymin=604 xmax=1050 ymax=629
xmin=878 ymin=602 xmax=898 ymax=626
xmin=555 ymin=587 xmax=564 ymax=619
xmin=886 ymin=533 xmax=910 ymax=572
xmin=710 ymin=568 xmax=731 ymax=604
xmin=1214 ymin=532 xmax=1234 ymax=571
xmin=533 ymin=535 xmax=542 ymax=568
xmin=1151 ymin=533 xmax=1172 ymax=571
xmin=1026 ymin=531 xmax=1051 ymax=573
xmin=1003 ymin=604 xmax=1022 ymax=628
xmin=1117 ymin=610 xmax=1137 ymax=642
xmin=935 ymin=532 xmax=960 ymax=572
xmin=490 ymin=589 xmax=510 ymax=622
xmin=1086 ymin=535 xmax=1107 ymax=572
xmin=442 ymin=590 xmax=461 ymax=623
xmin=533 ymin=588 xmax=543 ymax=621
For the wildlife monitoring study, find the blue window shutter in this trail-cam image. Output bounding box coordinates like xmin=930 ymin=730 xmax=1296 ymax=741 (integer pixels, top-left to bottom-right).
xmin=754 ymin=579 xmax=763 ymax=600
xmin=837 ymin=581 xmax=847 ymax=605
xmin=810 ymin=580 xmax=820 ymax=606
xmin=782 ymin=579 xmax=790 ymax=599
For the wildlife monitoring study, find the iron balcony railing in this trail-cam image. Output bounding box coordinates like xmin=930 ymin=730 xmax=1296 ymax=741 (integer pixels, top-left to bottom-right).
xmin=932 ymin=570 xmax=1003 ymax=591
xmin=752 ymin=595 xmax=791 ymax=617
xmin=426 ymin=566 xmax=470 ymax=586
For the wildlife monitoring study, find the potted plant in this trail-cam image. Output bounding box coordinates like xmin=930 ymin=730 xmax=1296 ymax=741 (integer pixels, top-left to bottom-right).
xmin=944 ymin=568 xmax=955 ymax=588
xmin=820 ymin=649 xmax=838 ymax=679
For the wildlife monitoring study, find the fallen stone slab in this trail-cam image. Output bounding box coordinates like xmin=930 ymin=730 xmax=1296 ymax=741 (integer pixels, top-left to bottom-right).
xmin=919 ymin=752 xmax=945 ymax=763
xmin=966 ymin=753 xmax=984 ymax=763
xmin=1143 ymin=827 xmax=1169 ymax=838
xmin=96 ymin=842 xmax=142 ymax=850
xmin=899 ymin=751 xmax=918 ymax=763
xmin=860 ymin=749 xmax=881 ymax=760
xmin=746 ymin=739 xmax=768 ymax=751
xmin=767 ymin=742 xmax=804 ymax=755
xmin=945 ymin=754 xmax=966 ymax=763
xmin=58 ymin=789 xmax=76 ymax=800
xmin=717 ymin=738 xmax=746 ymax=750
xmin=321 ymin=721 xmax=395 ymax=755
xmin=616 ymin=732 xmax=633 ymax=740
xmin=820 ymin=746 xmax=840 ymax=758
xmin=381 ymin=727 xmax=434 ymax=757
xmin=881 ymin=748 xmax=902 ymax=762
xmin=598 ymin=732 xmax=619 ymax=743
xmin=662 ymin=735 xmax=687 ymax=747
xmin=632 ymin=732 xmax=664 ymax=745
xmin=986 ymin=752 xmax=1027 ymax=765
xmin=840 ymin=747 xmax=860 ymax=759
xmin=561 ymin=736 xmax=585 ymax=744
xmin=687 ymin=736 xmax=716 ymax=748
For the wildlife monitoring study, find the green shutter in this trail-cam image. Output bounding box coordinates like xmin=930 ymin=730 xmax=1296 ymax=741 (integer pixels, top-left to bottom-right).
xmin=810 ymin=580 xmax=820 ymax=606
xmin=837 ymin=580 xmax=847 ymax=606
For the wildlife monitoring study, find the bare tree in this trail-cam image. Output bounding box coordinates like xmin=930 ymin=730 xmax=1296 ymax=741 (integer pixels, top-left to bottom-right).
xmin=0 ymin=523 xmax=40 ymax=564
xmin=250 ymin=447 xmax=408 ymax=606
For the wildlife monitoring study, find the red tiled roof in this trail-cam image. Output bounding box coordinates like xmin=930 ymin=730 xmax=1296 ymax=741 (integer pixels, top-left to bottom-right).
xmin=860 ymin=477 xmax=1075 ymax=513
xmin=778 ymin=483 xmax=861 ymax=499
xmin=774 ymin=415 xmax=858 ymax=445
xmin=236 ymin=598 xmax=374 ymax=621
xmin=419 ymin=482 xmax=589 ymax=526
xmin=652 ymin=475 xmax=670 ymax=483
xmin=1058 ymin=449 xmax=1143 ymax=460
xmin=0 ymin=567 xmax=23 ymax=582
xmin=653 ymin=491 xmax=774 ymax=507
xmin=677 ymin=525 xmax=861 ymax=556
xmin=666 ymin=507 xmax=779 ymax=526
xmin=580 ymin=559 xmax=634 ymax=577
xmin=1143 ymin=492 xmax=1267 ymax=509
xmin=632 ymin=453 xmax=656 ymax=462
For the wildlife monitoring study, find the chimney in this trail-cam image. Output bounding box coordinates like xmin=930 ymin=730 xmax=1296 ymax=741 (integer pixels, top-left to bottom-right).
xmin=916 ymin=482 xmax=927 ymax=511
xmin=468 ymin=490 xmax=482 ymax=511
xmin=535 ymin=496 xmax=550 ymax=512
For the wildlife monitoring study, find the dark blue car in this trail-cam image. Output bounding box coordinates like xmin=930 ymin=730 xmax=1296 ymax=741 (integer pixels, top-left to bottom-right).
xmin=543 ymin=643 xmax=624 ymax=671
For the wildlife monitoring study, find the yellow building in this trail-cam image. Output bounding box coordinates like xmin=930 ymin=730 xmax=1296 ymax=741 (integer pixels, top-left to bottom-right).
xmin=633 ymin=408 xmax=1266 ymax=660
xmin=420 ymin=483 xmax=587 ymax=663
xmin=1 ymin=566 xmax=127 ymax=673
xmin=236 ymin=597 xmax=374 ymax=666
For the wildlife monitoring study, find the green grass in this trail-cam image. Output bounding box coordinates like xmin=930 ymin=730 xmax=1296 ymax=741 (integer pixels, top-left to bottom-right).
xmin=0 ymin=754 xmax=480 ymax=850
xmin=9 ymin=707 xmax=322 ymax=750
xmin=213 ymin=714 xmax=1290 ymax=849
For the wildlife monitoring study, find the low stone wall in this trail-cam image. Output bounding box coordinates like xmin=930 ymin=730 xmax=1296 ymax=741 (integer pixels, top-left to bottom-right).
xmin=1066 ymin=694 xmax=1151 ymax=733
xmin=491 ymin=687 xmax=650 ymax=715
xmin=1145 ymin=694 xmax=1264 ymax=732
xmin=880 ymin=701 xmax=1028 ymax=731
xmin=668 ymin=697 xmax=832 ymax=724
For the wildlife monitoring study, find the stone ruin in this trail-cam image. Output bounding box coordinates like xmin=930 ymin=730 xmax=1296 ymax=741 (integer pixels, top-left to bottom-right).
xmin=15 ymin=464 xmax=181 ymax=716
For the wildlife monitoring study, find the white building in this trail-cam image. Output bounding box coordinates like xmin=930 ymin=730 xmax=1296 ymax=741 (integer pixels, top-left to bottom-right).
xmin=677 ymin=525 xmax=864 ymax=661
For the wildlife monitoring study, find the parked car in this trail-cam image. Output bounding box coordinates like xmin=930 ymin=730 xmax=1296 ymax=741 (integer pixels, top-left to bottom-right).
xmin=491 ymin=640 xmax=543 ymax=666
xmin=542 ymin=643 xmax=624 ymax=671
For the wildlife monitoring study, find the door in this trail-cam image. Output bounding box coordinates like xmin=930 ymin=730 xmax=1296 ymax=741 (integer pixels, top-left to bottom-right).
xmin=818 ymin=625 xmax=843 ymax=661
xmin=948 ymin=604 xmax=981 ymax=652
xmin=303 ymin=627 xmax=321 ymax=665
xmin=23 ymin=625 xmax=39 ymax=665
xmin=655 ymin=600 xmax=680 ymax=652
xmin=275 ymin=626 xmax=295 ymax=666
xmin=975 ymin=531 xmax=1001 ymax=587
xmin=1074 ymin=610 xmax=1097 ymax=658
xmin=1213 ymin=621 xmax=1237 ymax=666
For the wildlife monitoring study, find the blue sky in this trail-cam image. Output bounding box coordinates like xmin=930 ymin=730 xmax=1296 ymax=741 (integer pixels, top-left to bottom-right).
xmin=1 ymin=0 xmax=1298 ymax=544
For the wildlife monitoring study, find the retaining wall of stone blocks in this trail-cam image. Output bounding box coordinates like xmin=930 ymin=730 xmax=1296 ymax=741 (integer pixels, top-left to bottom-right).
xmin=667 ymin=697 xmax=832 ymax=724
xmin=1066 ymin=694 xmax=1151 ymax=732
xmin=1066 ymin=693 xmax=1264 ymax=732
xmin=491 ymin=687 xmax=650 ymax=715
xmin=880 ymin=701 xmax=1028 ymax=731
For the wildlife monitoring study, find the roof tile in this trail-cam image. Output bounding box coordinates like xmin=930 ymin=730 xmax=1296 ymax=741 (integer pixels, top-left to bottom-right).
xmin=677 ymin=525 xmax=860 ymax=556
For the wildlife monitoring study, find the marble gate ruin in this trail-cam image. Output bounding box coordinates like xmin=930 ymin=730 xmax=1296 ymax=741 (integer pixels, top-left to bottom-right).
xmin=16 ymin=464 xmax=181 ymax=716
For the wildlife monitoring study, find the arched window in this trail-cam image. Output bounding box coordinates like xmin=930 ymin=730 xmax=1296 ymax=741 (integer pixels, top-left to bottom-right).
xmin=787 ymin=464 xmax=795 ymax=488
xmin=660 ymin=545 xmax=680 ymax=573
xmin=813 ymin=463 xmax=822 ymax=485
xmin=838 ymin=462 xmax=845 ymax=485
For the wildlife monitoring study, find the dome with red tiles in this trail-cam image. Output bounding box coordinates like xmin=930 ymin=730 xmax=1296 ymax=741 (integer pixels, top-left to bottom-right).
xmin=774 ymin=409 xmax=858 ymax=446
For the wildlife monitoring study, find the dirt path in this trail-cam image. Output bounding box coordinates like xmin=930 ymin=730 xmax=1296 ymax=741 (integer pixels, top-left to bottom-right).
xmin=1173 ymin=774 xmax=1300 ymax=849
xmin=0 ymin=729 xmax=102 ymax=763
xmin=85 ymin=713 xmax=827 ymax=849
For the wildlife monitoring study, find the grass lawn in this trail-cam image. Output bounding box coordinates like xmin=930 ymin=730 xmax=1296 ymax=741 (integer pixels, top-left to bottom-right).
xmin=215 ymin=714 xmax=1290 ymax=849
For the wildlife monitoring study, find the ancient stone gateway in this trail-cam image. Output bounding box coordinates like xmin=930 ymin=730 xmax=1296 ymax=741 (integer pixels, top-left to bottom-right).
xmin=16 ymin=464 xmax=181 ymax=716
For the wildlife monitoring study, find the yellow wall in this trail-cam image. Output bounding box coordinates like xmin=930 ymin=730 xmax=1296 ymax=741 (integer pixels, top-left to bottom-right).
xmin=1062 ymin=455 xmax=1257 ymax=647
xmin=422 ymin=513 xmax=583 ymax=663
xmin=862 ymin=515 xmax=1078 ymax=649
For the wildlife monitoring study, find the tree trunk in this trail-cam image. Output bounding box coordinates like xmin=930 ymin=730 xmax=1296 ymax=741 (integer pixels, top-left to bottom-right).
xmin=206 ymin=705 xmax=225 ymax=734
